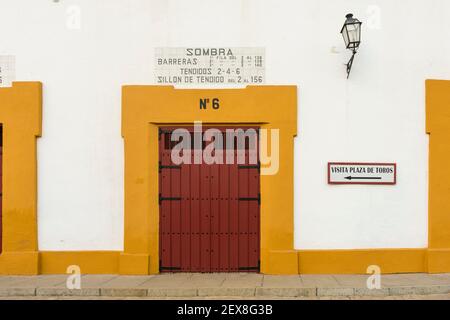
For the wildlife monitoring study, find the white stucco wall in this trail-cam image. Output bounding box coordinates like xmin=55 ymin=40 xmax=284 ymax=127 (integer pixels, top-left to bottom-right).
xmin=1 ymin=0 xmax=449 ymax=250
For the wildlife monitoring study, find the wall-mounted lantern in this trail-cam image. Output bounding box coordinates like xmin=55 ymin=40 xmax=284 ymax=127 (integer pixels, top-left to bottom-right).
xmin=340 ymin=13 xmax=362 ymax=78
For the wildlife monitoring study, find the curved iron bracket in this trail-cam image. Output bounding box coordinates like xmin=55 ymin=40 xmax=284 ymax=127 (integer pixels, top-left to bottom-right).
xmin=346 ymin=50 xmax=357 ymax=79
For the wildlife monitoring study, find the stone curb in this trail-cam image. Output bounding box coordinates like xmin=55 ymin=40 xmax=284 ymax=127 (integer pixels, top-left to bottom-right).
xmin=354 ymin=288 xmax=389 ymax=296
xmin=255 ymin=287 xmax=316 ymax=297
xmin=147 ymin=288 xmax=198 ymax=297
xmin=0 ymin=288 xmax=36 ymax=297
xmin=198 ymin=288 xmax=256 ymax=297
xmin=317 ymin=288 xmax=354 ymax=297
xmin=100 ymin=288 xmax=148 ymax=297
xmin=388 ymin=285 xmax=450 ymax=296
xmin=36 ymin=288 xmax=100 ymax=296
xmin=1 ymin=285 xmax=450 ymax=298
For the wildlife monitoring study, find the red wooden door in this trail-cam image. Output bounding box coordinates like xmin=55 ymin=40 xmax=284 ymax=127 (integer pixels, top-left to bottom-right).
xmin=159 ymin=126 xmax=260 ymax=272
xmin=0 ymin=144 xmax=2 ymax=255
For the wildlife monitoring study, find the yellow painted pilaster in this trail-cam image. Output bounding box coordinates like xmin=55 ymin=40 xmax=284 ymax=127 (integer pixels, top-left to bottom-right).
xmin=0 ymin=82 xmax=42 ymax=275
xmin=426 ymin=79 xmax=450 ymax=273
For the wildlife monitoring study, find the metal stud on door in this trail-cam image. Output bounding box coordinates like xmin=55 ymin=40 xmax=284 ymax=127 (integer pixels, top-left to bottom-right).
xmin=158 ymin=126 xmax=260 ymax=272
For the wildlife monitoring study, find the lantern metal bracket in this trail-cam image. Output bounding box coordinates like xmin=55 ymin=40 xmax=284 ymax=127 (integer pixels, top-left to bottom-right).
xmin=346 ymin=50 xmax=357 ymax=79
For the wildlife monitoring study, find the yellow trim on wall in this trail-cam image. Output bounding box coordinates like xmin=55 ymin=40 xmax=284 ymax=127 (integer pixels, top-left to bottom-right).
xmin=39 ymin=252 xmax=119 ymax=274
xmin=121 ymin=85 xmax=298 ymax=274
xmin=2 ymin=81 xmax=449 ymax=275
xmin=298 ymin=249 xmax=427 ymax=274
xmin=0 ymin=82 xmax=42 ymax=275
xmin=426 ymin=79 xmax=450 ymax=273
xmin=32 ymin=81 xmax=445 ymax=275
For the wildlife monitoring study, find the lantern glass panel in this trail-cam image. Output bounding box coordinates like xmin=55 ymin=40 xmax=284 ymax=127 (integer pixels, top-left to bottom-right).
xmin=342 ymin=27 xmax=350 ymax=48
xmin=347 ymin=22 xmax=361 ymax=47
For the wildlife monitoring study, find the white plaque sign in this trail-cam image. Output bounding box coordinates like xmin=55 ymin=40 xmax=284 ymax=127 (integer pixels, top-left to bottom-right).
xmin=0 ymin=55 xmax=15 ymax=87
xmin=155 ymin=47 xmax=265 ymax=86
xmin=328 ymin=162 xmax=397 ymax=185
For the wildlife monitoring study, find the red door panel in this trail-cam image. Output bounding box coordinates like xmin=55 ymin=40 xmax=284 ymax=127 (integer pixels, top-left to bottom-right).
xmin=218 ymin=164 xmax=230 ymax=271
xmin=0 ymin=145 xmax=2 ymax=255
xmin=159 ymin=126 xmax=260 ymax=272
xmin=210 ymin=163 xmax=220 ymax=272
xmin=190 ymin=161 xmax=201 ymax=272
xmin=200 ymin=163 xmax=211 ymax=272
xmin=238 ymin=159 xmax=250 ymax=270
xmin=180 ymin=161 xmax=191 ymax=271
xmin=228 ymin=152 xmax=240 ymax=272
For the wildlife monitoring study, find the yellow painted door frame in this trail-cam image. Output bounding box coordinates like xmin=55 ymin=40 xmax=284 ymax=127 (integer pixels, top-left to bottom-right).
xmin=120 ymin=86 xmax=298 ymax=274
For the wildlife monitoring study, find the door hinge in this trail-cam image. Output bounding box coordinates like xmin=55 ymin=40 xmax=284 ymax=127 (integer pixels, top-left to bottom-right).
xmin=238 ymin=259 xmax=260 ymax=271
xmin=238 ymin=193 xmax=261 ymax=205
xmin=159 ymin=161 xmax=181 ymax=173
xmin=158 ymin=128 xmax=172 ymax=140
xmin=159 ymin=260 xmax=182 ymax=271
xmin=160 ymin=266 xmax=182 ymax=271
xmin=238 ymin=162 xmax=260 ymax=173
xmin=159 ymin=193 xmax=182 ymax=205
xmin=238 ymin=266 xmax=259 ymax=271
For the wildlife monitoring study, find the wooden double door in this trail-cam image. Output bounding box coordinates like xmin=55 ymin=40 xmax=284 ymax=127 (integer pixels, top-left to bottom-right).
xmin=158 ymin=126 xmax=260 ymax=272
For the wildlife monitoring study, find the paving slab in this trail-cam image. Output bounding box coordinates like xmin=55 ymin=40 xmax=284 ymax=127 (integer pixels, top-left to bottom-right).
xmin=100 ymin=276 xmax=152 ymax=288
xmin=256 ymin=287 xmax=316 ymax=297
xmin=422 ymin=285 xmax=450 ymax=295
xmin=2 ymin=275 xmax=67 ymax=288
xmin=380 ymin=274 xmax=419 ymax=287
xmin=77 ymin=275 xmax=118 ymax=287
xmin=300 ymin=275 xmax=341 ymax=288
xmin=354 ymin=288 xmax=390 ymax=296
xmin=332 ymin=275 xmax=368 ymax=288
xmin=0 ymin=273 xmax=449 ymax=298
xmin=317 ymin=287 xmax=354 ymax=297
xmin=147 ymin=288 xmax=198 ymax=297
xmin=140 ymin=273 xmax=193 ymax=288
xmin=4 ymin=293 xmax=450 ymax=300
xmin=0 ymin=287 xmax=36 ymax=297
xmin=425 ymin=274 xmax=450 ymax=287
xmin=198 ymin=287 xmax=256 ymax=297
xmin=400 ymin=273 xmax=450 ymax=286
xmin=263 ymin=275 xmax=303 ymax=288
xmin=32 ymin=275 xmax=118 ymax=292
xmin=0 ymin=277 xmax=36 ymax=287
xmin=185 ymin=274 xmax=227 ymax=288
xmin=221 ymin=273 xmax=263 ymax=288
xmin=36 ymin=287 xmax=100 ymax=296
xmin=100 ymin=288 xmax=148 ymax=297
xmin=389 ymin=285 xmax=450 ymax=296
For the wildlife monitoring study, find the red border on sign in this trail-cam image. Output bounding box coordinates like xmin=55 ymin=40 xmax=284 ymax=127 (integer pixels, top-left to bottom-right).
xmin=327 ymin=162 xmax=397 ymax=185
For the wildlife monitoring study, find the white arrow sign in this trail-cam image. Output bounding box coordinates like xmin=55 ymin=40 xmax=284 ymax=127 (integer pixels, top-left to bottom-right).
xmin=328 ymin=163 xmax=396 ymax=185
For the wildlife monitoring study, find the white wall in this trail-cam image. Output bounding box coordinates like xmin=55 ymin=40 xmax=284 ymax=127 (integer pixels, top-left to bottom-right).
xmin=1 ymin=0 xmax=449 ymax=250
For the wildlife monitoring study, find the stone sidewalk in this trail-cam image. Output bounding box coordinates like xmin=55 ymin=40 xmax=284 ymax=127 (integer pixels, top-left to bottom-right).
xmin=1 ymin=273 xmax=450 ymax=298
